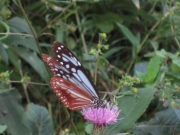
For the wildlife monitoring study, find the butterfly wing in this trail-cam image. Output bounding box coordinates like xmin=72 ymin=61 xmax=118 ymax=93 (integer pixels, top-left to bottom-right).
xmin=44 ymin=41 xmax=99 ymax=98
xmin=50 ymin=76 xmax=93 ymax=110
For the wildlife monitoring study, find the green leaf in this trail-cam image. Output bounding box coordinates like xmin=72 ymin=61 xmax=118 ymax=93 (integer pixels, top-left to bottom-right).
xmin=0 ymin=88 xmax=14 ymax=94
xmin=132 ymin=107 xmax=180 ymax=135
xmin=0 ymin=41 xmax=8 ymax=64
xmin=6 ymin=45 xmax=21 ymax=70
xmin=14 ymin=47 xmax=50 ymax=82
xmin=116 ymin=23 xmax=140 ymax=56
xmin=8 ymin=17 xmax=33 ymax=35
xmin=0 ymin=20 xmax=9 ymax=41
xmin=135 ymin=71 xmax=146 ymax=81
xmin=0 ymin=125 xmax=7 ymax=133
xmin=156 ymin=49 xmax=168 ymax=58
xmin=144 ymin=56 xmax=162 ymax=83
xmin=166 ymin=72 xmax=180 ymax=79
xmin=83 ymin=54 xmax=97 ymax=62
xmin=134 ymin=62 xmax=148 ymax=76
xmin=22 ymin=103 xmax=54 ymax=135
xmin=0 ymin=89 xmax=30 ymax=135
xmin=172 ymin=59 xmax=180 ymax=67
xmin=93 ymin=12 xmax=122 ymax=33
xmin=7 ymin=17 xmax=39 ymax=53
xmin=97 ymin=56 xmax=109 ymax=68
xmin=106 ymin=87 xmax=156 ymax=134
xmin=85 ymin=124 xmax=93 ymax=134
xmin=103 ymin=47 xmax=122 ymax=58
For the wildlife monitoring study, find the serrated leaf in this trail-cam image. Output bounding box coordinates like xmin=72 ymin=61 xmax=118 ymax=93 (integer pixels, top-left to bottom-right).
xmin=14 ymin=47 xmax=49 ymax=82
xmin=105 ymin=88 xmax=156 ymax=134
xmin=0 ymin=89 xmax=30 ymax=135
xmin=22 ymin=103 xmax=54 ymax=135
xmin=132 ymin=107 xmax=180 ymax=135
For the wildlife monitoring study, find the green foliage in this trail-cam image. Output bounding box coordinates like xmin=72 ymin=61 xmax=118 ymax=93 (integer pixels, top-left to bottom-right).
xmin=106 ymin=88 xmax=156 ymax=134
xmin=0 ymin=125 xmax=7 ymax=134
xmin=22 ymin=103 xmax=54 ymax=135
xmin=132 ymin=107 xmax=180 ymax=135
xmin=0 ymin=90 xmax=30 ymax=135
xmin=1 ymin=0 xmax=180 ymax=135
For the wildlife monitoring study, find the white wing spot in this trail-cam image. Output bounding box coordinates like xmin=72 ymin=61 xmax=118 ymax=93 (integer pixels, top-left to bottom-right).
xmin=60 ymin=62 xmax=63 ymax=65
xmin=71 ymin=68 xmax=76 ymax=72
xmin=62 ymin=54 xmax=77 ymax=66
xmin=57 ymin=55 xmax=61 ymax=58
xmin=62 ymin=56 xmax=69 ymax=62
xmin=62 ymin=75 xmax=67 ymax=80
xmin=56 ymin=50 xmax=59 ymax=52
xmin=57 ymin=74 xmax=61 ymax=76
xmin=78 ymin=61 xmax=81 ymax=66
xmin=55 ymin=68 xmax=58 ymax=71
xmin=66 ymin=64 xmax=70 ymax=69
xmin=61 ymin=45 xmax=64 ymax=48
xmin=60 ymin=70 xmax=63 ymax=74
xmin=58 ymin=47 xmax=61 ymax=50
xmin=47 ymin=57 xmax=51 ymax=62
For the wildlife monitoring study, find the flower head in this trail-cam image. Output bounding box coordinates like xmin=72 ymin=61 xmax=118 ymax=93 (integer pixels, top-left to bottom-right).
xmin=82 ymin=103 xmax=120 ymax=126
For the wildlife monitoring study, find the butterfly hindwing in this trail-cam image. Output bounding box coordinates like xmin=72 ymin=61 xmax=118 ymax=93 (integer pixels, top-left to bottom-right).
xmin=50 ymin=76 xmax=93 ymax=110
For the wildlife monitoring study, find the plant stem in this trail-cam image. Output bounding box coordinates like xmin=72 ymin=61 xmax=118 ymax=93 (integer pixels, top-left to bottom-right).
xmin=38 ymin=2 xmax=74 ymax=37
xmin=0 ymin=33 xmax=33 ymax=37
xmin=17 ymin=0 xmax=52 ymax=78
xmin=93 ymin=125 xmax=104 ymax=135
xmin=9 ymin=80 xmax=49 ymax=85
xmin=74 ymin=2 xmax=88 ymax=54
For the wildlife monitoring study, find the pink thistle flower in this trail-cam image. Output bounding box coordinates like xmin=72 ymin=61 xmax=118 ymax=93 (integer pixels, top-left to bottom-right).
xmin=82 ymin=103 xmax=120 ymax=126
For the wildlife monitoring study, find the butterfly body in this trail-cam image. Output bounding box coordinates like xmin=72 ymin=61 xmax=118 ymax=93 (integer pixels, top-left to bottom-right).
xmin=42 ymin=41 xmax=103 ymax=110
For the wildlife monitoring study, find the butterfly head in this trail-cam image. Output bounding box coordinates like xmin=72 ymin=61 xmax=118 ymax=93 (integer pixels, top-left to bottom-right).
xmin=92 ymin=97 xmax=105 ymax=108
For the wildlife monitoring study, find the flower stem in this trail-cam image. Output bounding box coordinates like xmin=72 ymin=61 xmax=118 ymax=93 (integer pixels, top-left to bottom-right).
xmin=93 ymin=125 xmax=104 ymax=135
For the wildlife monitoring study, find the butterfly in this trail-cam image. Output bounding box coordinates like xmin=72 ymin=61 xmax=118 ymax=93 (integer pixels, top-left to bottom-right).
xmin=42 ymin=41 xmax=103 ymax=110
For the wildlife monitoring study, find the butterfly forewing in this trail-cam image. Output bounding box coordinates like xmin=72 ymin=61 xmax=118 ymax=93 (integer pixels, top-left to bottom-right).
xmin=52 ymin=41 xmax=98 ymax=98
xmin=50 ymin=76 xmax=93 ymax=110
xmin=42 ymin=41 xmax=102 ymax=110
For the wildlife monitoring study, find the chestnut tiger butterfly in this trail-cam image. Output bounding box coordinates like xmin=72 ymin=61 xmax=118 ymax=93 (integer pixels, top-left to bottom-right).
xmin=42 ymin=41 xmax=103 ymax=110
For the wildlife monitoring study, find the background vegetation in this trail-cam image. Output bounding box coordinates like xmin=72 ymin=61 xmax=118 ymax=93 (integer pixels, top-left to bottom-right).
xmin=0 ymin=0 xmax=180 ymax=135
